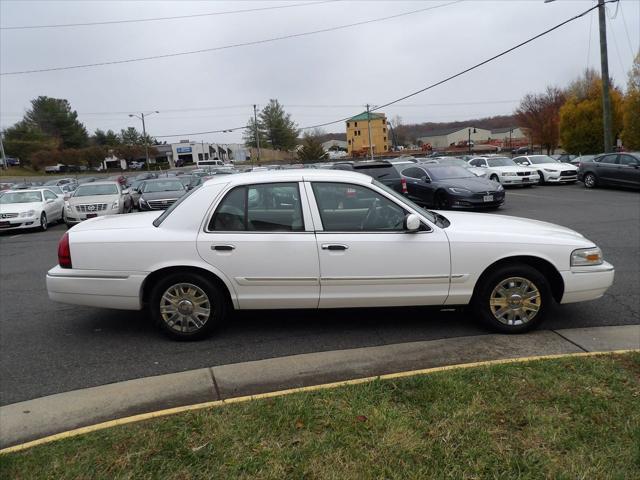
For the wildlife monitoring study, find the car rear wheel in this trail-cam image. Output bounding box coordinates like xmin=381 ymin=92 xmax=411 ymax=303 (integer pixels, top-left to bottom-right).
xmin=435 ymin=190 xmax=451 ymax=209
xmin=584 ymin=173 xmax=597 ymax=189
xmin=150 ymin=272 xmax=227 ymax=340
xmin=39 ymin=212 xmax=48 ymax=231
xmin=472 ymin=264 xmax=550 ymax=333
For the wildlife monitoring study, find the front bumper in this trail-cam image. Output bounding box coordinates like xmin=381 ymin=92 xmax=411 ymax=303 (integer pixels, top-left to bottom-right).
xmin=560 ymin=261 xmax=615 ymax=304
xmin=450 ymin=192 xmax=505 ymax=209
xmin=65 ymin=208 xmax=116 ymax=225
xmin=46 ymin=265 xmax=146 ymax=310
xmin=0 ymin=217 xmax=39 ymax=230
xmin=500 ymin=175 xmax=540 ymax=185
xmin=545 ymin=172 xmax=578 ymax=183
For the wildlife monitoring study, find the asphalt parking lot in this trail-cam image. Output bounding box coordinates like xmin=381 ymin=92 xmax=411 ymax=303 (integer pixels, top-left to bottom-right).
xmin=1 ymin=183 xmax=638 ymax=406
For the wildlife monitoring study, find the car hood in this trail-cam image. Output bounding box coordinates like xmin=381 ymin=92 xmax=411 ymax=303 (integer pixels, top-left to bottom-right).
xmin=489 ymin=165 xmax=536 ymax=173
xmin=432 ymin=177 xmax=501 ymax=192
xmin=71 ymin=211 xmax=161 ymax=231
xmin=140 ymin=190 xmax=185 ymax=200
xmin=530 ymin=163 xmax=577 ymax=171
xmin=0 ymin=202 xmax=43 ymax=213
xmin=68 ymin=194 xmax=120 ymax=205
xmin=439 ymin=210 xmax=589 ymax=242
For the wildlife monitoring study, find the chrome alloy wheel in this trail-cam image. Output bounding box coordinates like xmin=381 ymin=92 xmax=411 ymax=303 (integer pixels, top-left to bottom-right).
xmin=489 ymin=277 xmax=541 ymax=326
xmin=160 ymin=283 xmax=211 ymax=333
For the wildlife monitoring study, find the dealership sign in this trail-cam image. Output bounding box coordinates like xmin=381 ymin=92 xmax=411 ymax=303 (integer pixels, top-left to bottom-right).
xmin=176 ymin=147 xmax=192 ymax=153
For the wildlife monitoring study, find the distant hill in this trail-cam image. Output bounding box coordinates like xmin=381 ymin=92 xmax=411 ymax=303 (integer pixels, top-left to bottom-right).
xmin=317 ymin=114 xmax=519 ymax=145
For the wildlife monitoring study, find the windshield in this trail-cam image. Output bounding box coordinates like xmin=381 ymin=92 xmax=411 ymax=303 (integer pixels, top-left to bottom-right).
xmin=74 ymin=184 xmax=119 ymax=196
xmin=0 ymin=191 xmax=42 ymax=204
xmin=142 ymin=180 xmax=184 ymax=193
xmin=487 ymin=158 xmax=517 ymax=167
xmin=42 ymin=186 xmax=63 ymax=194
xmin=425 ymin=166 xmax=474 ymax=180
xmin=528 ymin=156 xmax=558 ymax=165
xmin=372 ymin=179 xmax=438 ymax=224
xmin=432 ymin=158 xmax=468 ymax=167
xmin=179 ymin=176 xmax=193 ymax=187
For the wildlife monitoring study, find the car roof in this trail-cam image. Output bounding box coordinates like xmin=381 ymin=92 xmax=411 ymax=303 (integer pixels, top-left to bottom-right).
xmin=202 ymin=168 xmax=373 ymax=188
xmin=77 ymin=181 xmax=120 ymax=186
xmin=4 ymin=189 xmax=44 ymax=195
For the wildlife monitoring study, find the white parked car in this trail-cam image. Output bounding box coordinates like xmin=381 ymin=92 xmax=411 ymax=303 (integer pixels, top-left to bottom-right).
xmin=513 ymin=155 xmax=578 ymax=184
xmin=47 ymin=170 xmax=614 ymax=340
xmin=468 ymin=156 xmax=540 ymax=186
xmin=0 ymin=189 xmax=64 ymax=231
xmin=65 ymin=181 xmax=133 ymax=227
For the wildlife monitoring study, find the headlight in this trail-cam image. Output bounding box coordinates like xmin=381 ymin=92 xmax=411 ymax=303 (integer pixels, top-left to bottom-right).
xmin=544 ymin=169 xmax=558 ymax=173
xmin=571 ymin=247 xmax=603 ymax=266
xmin=448 ymin=187 xmax=472 ymax=194
xmin=19 ymin=210 xmax=36 ymax=218
xmin=112 ymin=201 xmax=119 ymax=210
xmin=503 ymin=172 xmax=517 ymax=176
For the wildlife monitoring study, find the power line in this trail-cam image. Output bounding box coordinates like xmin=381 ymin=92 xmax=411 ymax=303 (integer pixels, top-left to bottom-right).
xmin=297 ymin=1 xmax=609 ymax=132
xmin=0 ymin=1 xmax=336 ymax=30
xmin=618 ymin=1 xmax=638 ymax=61
xmin=0 ymin=1 xmax=463 ymax=76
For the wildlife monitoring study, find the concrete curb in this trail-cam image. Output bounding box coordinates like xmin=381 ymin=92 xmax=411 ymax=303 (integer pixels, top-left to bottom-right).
xmin=1 ymin=325 xmax=638 ymax=450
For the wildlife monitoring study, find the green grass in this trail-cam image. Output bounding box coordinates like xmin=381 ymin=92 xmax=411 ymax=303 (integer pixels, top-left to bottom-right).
xmin=2 ymin=353 xmax=639 ymax=479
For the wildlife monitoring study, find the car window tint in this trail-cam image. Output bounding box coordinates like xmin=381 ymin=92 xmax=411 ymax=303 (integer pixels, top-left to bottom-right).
xmin=312 ymin=182 xmax=406 ymax=232
xmin=246 ymin=183 xmax=304 ymax=232
xmin=209 ymin=183 xmax=303 ymax=232
xmin=619 ymin=155 xmax=638 ymax=166
xmin=209 ymin=187 xmax=246 ymax=231
xmin=44 ymin=190 xmax=57 ymax=200
xmin=402 ymin=167 xmax=424 ymax=179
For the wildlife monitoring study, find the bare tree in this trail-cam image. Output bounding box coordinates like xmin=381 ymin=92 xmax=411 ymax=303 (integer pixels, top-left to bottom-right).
xmin=515 ymin=86 xmax=565 ymax=154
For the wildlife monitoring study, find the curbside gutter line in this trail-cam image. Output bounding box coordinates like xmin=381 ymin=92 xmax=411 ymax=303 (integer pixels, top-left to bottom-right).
xmin=2 ymin=349 xmax=637 ymax=455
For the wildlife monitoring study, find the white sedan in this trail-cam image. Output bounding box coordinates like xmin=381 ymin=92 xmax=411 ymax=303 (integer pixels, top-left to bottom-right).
xmin=513 ymin=155 xmax=578 ymax=184
xmin=46 ymin=170 xmax=614 ymax=340
xmin=0 ymin=189 xmax=64 ymax=231
xmin=468 ymin=157 xmax=540 ymax=186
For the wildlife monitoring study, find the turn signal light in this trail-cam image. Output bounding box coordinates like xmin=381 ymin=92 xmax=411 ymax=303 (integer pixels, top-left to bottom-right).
xmin=58 ymin=232 xmax=72 ymax=269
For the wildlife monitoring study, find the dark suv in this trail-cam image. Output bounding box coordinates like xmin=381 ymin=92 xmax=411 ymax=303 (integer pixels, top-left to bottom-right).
xmin=332 ymin=161 xmax=403 ymax=192
xmin=579 ymin=152 xmax=640 ymax=189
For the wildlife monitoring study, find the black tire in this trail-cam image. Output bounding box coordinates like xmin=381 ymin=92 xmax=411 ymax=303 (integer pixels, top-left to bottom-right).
xmin=149 ymin=272 xmax=227 ymax=340
xmin=39 ymin=212 xmax=48 ymax=231
xmin=490 ymin=174 xmax=499 ymax=182
xmin=435 ymin=190 xmax=451 ymax=209
xmin=583 ymin=172 xmax=597 ymax=189
xmin=537 ymin=170 xmax=545 ymax=185
xmin=58 ymin=209 xmax=66 ymax=224
xmin=472 ymin=264 xmax=551 ymax=334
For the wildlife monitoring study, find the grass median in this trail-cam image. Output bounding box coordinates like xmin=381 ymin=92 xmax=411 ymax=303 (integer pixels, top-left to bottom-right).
xmin=2 ymin=352 xmax=639 ymax=479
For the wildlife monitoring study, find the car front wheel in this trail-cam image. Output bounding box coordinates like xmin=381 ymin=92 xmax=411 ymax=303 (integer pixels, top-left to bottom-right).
xmin=584 ymin=173 xmax=597 ymax=189
xmin=537 ymin=170 xmax=545 ymax=185
xmin=150 ymin=272 xmax=227 ymax=340
xmin=39 ymin=212 xmax=48 ymax=231
xmin=435 ymin=190 xmax=451 ymax=209
xmin=472 ymin=264 xmax=551 ymax=333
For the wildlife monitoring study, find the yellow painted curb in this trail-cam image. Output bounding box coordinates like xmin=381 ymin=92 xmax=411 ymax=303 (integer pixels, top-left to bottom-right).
xmin=1 ymin=349 xmax=637 ymax=455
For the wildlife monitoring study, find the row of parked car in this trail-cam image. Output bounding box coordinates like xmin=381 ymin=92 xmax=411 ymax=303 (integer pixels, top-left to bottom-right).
xmin=1 ymin=152 xmax=638 ymax=233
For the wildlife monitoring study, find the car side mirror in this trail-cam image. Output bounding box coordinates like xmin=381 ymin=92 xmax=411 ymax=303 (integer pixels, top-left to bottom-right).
xmin=404 ymin=213 xmax=420 ymax=232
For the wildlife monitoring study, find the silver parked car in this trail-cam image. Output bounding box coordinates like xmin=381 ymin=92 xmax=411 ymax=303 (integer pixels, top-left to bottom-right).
xmin=64 ymin=181 xmax=133 ymax=227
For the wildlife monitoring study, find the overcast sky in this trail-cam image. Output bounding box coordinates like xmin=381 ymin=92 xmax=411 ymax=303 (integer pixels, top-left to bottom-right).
xmin=1 ymin=0 xmax=638 ymax=144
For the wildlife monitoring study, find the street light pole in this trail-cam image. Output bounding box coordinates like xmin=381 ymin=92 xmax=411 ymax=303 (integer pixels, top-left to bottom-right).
xmin=129 ymin=111 xmax=159 ymax=171
xmin=366 ymin=104 xmax=374 ymax=161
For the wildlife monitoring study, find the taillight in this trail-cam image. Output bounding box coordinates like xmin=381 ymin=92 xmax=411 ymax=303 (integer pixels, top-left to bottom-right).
xmin=58 ymin=232 xmax=72 ymax=269
xmin=401 ymin=177 xmax=408 ymax=194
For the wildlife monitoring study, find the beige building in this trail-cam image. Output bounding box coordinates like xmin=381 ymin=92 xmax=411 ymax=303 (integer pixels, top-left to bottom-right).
xmin=346 ymin=112 xmax=389 ymax=156
xmin=417 ymin=126 xmax=493 ymax=149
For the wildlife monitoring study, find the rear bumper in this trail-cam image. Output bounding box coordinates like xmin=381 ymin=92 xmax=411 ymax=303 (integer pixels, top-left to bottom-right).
xmin=560 ymin=262 xmax=615 ymax=304
xmin=46 ymin=265 xmax=146 ymax=310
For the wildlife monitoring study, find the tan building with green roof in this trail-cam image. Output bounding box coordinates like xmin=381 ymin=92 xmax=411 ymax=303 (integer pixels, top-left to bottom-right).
xmin=346 ymin=112 xmax=389 ymax=156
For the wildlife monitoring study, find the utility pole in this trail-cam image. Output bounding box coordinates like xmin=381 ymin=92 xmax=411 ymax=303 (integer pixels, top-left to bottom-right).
xmin=0 ymin=130 xmax=6 ymax=170
xmin=366 ymin=104 xmax=374 ymax=161
xmin=253 ymin=104 xmax=261 ymax=165
xmin=597 ymin=0 xmax=613 ymax=152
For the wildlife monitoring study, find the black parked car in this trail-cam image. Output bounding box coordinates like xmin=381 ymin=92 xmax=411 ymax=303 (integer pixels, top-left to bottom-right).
xmin=137 ymin=178 xmax=187 ymax=210
xmin=332 ymin=161 xmax=403 ymax=192
xmin=578 ymin=152 xmax=640 ymax=189
xmin=400 ymin=164 xmax=505 ymax=209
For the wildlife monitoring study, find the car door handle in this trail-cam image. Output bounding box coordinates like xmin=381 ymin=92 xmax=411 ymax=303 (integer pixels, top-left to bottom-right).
xmin=321 ymin=244 xmax=349 ymax=251
xmin=211 ymin=245 xmax=235 ymax=251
